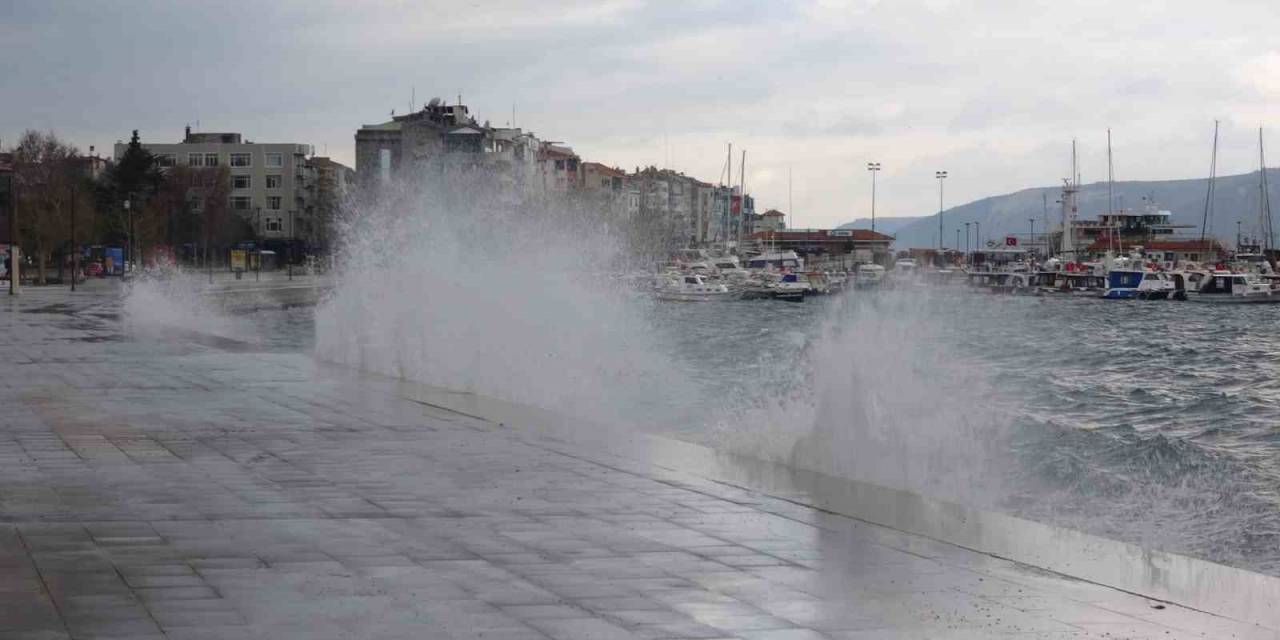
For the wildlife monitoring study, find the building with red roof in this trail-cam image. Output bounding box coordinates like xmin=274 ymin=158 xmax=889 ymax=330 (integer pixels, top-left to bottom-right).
xmin=750 ymin=228 xmax=894 ymax=265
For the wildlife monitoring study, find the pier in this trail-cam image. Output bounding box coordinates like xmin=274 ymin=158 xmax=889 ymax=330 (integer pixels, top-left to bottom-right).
xmin=0 ymin=282 xmax=1273 ymax=639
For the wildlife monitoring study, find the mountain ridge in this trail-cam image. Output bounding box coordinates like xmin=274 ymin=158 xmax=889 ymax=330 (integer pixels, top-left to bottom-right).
xmin=838 ymin=169 xmax=1279 ymax=250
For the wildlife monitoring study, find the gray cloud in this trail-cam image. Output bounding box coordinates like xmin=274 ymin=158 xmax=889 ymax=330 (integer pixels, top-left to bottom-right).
xmin=3 ymin=0 xmax=1279 ymax=226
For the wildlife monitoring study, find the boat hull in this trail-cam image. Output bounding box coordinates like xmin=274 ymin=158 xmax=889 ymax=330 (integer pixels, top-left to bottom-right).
xmin=1185 ymin=294 xmax=1280 ymax=304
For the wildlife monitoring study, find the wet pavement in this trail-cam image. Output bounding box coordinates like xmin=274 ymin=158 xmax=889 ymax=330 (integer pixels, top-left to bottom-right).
xmin=0 ymin=283 xmax=1274 ymax=639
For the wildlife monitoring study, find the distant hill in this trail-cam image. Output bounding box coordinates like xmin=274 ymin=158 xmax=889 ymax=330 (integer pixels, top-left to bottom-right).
xmin=840 ymin=170 xmax=1280 ymax=250
xmin=838 ymin=216 xmax=926 ymax=235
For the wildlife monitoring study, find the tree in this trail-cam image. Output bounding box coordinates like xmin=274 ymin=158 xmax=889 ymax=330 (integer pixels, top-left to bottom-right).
xmin=7 ymin=130 xmax=87 ymax=284
xmin=96 ymin=130 xmax=162 ymax=257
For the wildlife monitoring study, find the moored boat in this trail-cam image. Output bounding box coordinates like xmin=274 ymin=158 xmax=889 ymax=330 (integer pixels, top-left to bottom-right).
xmin=655 ymin=274 xmax=733 ymax=301
xmin=1101 ymin=269 xmax=1174 ymax=300
xmin=854 ymin=264 xmax=886 ymax=289
xmin=1186 ymin=271 xmax=1280 ymax=303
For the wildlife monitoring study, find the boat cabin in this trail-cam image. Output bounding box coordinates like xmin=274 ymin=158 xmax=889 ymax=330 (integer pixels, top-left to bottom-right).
xmin=747 ymin=251 xmax=805 ymax=271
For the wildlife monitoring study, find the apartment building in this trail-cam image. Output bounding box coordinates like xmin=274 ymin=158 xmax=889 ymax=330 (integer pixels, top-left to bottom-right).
xmin=115 ymin=128 xmax=314 ymax=240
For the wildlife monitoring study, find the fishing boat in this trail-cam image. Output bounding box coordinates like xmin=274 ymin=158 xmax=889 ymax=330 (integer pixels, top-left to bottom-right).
xmin=1039 ymin=271 xmax=1107 ymax=296
xmin=1186 ymin=272 xmax=1280 ymax=303
xmin=655 ymin=274 xmax=732 ymax=301
xmin=738 ymin=271 xmax=808 ymax=301
xmin=1100 ymin=270 xmax=1174 ymax=300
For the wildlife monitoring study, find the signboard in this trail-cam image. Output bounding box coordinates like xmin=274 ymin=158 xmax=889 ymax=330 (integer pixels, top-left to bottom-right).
xmin=1005 ymin=235 xmax=1018 ymax=246
xmin=105 ymin=247 xmax=124 ymax=275
xmin=828 ymin=229 xmax=853 ymax=237
xmin=230 ymin=250 xmax=246 ymax=272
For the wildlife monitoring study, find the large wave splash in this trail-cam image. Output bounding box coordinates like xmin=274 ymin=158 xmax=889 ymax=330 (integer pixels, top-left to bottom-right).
xmin=314 ymin=171 xmax=701 ymax=430
xmin=708 ymin=289 xmax=1016 ymax=507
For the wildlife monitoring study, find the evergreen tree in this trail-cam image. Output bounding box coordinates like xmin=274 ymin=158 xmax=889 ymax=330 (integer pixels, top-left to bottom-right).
xmin=96 ymin=130 xmax=162 ymax=246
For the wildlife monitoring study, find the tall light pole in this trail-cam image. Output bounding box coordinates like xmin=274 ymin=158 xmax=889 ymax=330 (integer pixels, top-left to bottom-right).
xmin=964 ymin=222 xmax=971 ymax=257
xmin=123 ymin=197 xmax=131 ymax=274
xmin=1 ymin=163 xmax=15 ymax=295
xmin=975 ymin=221 xmax=981 ymax=253
xmin=935 ymin=171 xmax=947 ymax=252
xmin=288 ymin=209 xmax=294 ymax=281
xmin=69 ymin=172 xmax=78 ymax=292
xmin=955 ymin=228 xmax=961 ymax=258
xmin=255 ymin=206 xmax=262 ymax=282
xmin=867 ymin=162 xmax=880 ymax=233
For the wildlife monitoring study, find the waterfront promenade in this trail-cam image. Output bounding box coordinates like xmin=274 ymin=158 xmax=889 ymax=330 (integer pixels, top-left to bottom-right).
xmin=0 ymin=282 xmax=1270 ymax=639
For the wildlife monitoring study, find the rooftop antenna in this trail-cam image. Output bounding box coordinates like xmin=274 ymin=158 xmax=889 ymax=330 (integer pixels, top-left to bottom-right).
xmin=411 ymin=86 xmax=415 ymax=113
xmin=1200 ymin=120 xmax=1219 ymax=244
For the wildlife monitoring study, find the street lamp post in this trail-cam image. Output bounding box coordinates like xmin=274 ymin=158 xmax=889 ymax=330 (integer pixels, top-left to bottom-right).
xmin=1029 ymin=218 xmax=1035 ymax=259
xmin=1 ymin=164 xmax=15 ymax=295
xmin=1237 ymin=220 xmax=1243 ymax=251
xmin=975 ymin=221 xmax=981 ymax=253
xmin=255 ymin=206 xmax=262 ymax=282
xmin=867 ymin=162 xmax=880 ymax=233
xmin=69 ymin=178 xmax=77 ymax=292
xmin=964 ymin=222 xmax=971 ymax=258
xmin=123 ymin=197 xmax=131 ymax=274
xmin=288 ymin=209 xmax=294 ymax=281
xmin=935 ymin=171 xmax=947 ymax=252
xmin=956 ymin=228 xmax=961 ymax=259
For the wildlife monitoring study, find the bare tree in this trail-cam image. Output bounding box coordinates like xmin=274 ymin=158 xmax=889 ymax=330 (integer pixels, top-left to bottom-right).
xmin=8 ymin=130 xmax=82 ymax=284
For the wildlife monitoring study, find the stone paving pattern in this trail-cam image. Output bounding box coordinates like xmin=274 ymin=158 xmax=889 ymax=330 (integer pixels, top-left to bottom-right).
xmin=0 ymin=284 xmax=1273 ymax=639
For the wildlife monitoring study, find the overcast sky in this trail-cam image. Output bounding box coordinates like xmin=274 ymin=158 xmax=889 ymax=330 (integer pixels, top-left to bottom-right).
xmin=3 ymin=0 xmax=1278 ymax=228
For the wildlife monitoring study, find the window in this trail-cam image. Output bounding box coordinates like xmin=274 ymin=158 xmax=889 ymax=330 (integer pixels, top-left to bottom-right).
xmin=267 ymin=196 xmax=282 ymax=210
xmin=156 ymin=154 xmax=176 ymax=168
xmin=232 ymin=174 xmax=251 ymax=189
xmin=555 ymin=160 xmax=565 ymax=170
xmin=265 ymin=217 xmax=282 ymax=232
xmin=265 ymin=175 xmax=282 ymax=190
xmin=231 ymin=196 xmax=251 ymax=211
xmin=204 ymin=153 xmax=219 ymax=166
xmin=187 ymin=153 xmax=204 ymax=167
xmin=567 ymin=159 xmax=578 ymax=171
xmin=265 ymin=152 xmax=284 ymax=168
xmin=230 ymin=153 xmax=251 ymax=167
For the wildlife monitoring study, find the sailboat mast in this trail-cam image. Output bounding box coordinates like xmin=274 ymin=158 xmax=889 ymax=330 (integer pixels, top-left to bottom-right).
xmin=1200 ymin=120 xmax=1219 ymax=244
xmin=1107 ymin=129 xmax=1115 ymax=254
xmin=1261 ymin=127 xmax=1274 ymax=254
xmin=1060 ymin=140 xmax=1079 ymax=260
xmin=739 ymin=150 xmax=746 ymax=243
xmin=726 ymin=143 xmax=732 ymax=249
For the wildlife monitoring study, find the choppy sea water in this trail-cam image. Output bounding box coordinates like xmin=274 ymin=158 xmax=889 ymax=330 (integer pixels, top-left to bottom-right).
xmin=261 ymin=290 xmax=1280 ymax=575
